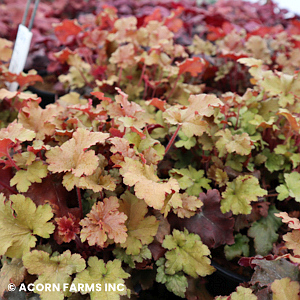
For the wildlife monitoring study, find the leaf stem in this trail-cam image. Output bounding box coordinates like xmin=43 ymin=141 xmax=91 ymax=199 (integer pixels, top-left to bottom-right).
xmin=76 ymin=67 xmax=93 ymax=88
xmin=76 ymin=187 xmax=83 ymax=218
xmin=166 ymin=76 xmax=179 ymax=100
xmin=165 ymin=124 xmax=182 ymax=155
xmin=138 ymin=64 xmax=146 ymax=87
xmin=118 ymin=67 xmax=123 ymax=86
xmin=7 ymin=153 xmax=20 ymax=171
xmin=0 ymin=180 xmax=17 ymax=194
xmin=265 ymin=193 xmax=279 ymax=198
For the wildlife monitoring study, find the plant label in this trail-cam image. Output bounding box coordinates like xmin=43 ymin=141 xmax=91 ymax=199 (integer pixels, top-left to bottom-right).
xmin=7 ymin=24 xmax=33 ymax=92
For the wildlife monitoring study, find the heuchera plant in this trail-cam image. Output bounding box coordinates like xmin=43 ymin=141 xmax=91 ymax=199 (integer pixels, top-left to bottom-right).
xmin=1 ymin=0 xmax=300 ymax=299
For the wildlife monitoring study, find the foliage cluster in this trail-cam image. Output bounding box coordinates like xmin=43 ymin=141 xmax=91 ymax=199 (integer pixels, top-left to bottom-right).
xmin=1 ymin=0 xmax=300 ymax=299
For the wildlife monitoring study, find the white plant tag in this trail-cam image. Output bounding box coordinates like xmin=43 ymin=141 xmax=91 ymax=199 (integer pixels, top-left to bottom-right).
xmin=7 ymin=24 xmax=33 ymax=92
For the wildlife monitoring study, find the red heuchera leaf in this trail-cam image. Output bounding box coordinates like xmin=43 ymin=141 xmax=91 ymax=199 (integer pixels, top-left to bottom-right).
xmin=54 ymin=213 xmax=80 ymax=244
xmin=164 ymin=7 xmax=184 ymax=33
xmin=180 ymin=189 xmax=234 ymax=248
xmin=24 ymin=174 xmax=80 ymax=219
xmin=80 ymin=197 xmax=128 ymax=247
xmin=148 ymin=98 xmax=166 ymax=112
xmin=238 ymin=254 xmax=277 ymax=268
xmin=143 ymin=8 xmax=163 ymax=25
xmin=0 ymin=165 xmax=15 ymax=196
xmin=54 ymin=19 xmax=82 ymax=43
xmin=53 ymin=48 xmax=76 ymax=64
xmin=15 ymin=72 xmax=43 ymax=88
xmin=0 ymin=139 xmax=14 ymax=158
xmin=177 ymin=57 xmax=207 ymax=77
xmin=109 ymin=128 xmax=124 ymax=138
xmin=91 ymin=91 xmax=112 ymax=102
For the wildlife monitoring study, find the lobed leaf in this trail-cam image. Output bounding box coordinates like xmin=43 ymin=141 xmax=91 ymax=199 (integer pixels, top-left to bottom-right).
xmin=0 ymin=193 xmax=54 ymax=258
xmin=169 ymin=166 xmax=211 ymax=196
xmin=0 ymin=258 xmax=26 ymax=296
xmin=276 ymin=172 xmax=300 ymax=202
xmin=224 ymin=233 xmax=249 ymax=260
xmin=221 ymin=175 xmax=267 ymax=215
xmin=162 ymin=228 xmax=215 ymax=278
xmin=119 ymin=191 xmax=159 ymax=255
xmin=23 ymin=250 xmax=86 ymax=300
xmin=248 ymin=206 xmax=281 ymax=256
xmin=156 ymin=258 xmax=188 ymax=298
xmin=46 ymin=127 xmax=109 ymax=177
xmin=10 ymin=161 xmax=48 ymax=192
xmin=80 ymin=197 xmax=127 ymax=247
xmin=271 ymin=277 xmax=300 ymax=300
xmin=120 ymin=157 xmax=179 ymax=210
xmin=73 ymin=257 xmax=130 ymax=300
xmin=181 ymin=189 xmax=234 ymax=248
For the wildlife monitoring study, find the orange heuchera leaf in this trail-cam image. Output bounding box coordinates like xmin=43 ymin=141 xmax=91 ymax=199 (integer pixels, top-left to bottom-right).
xmin=109 ymin=43 xmax=136 ymax=68
xmin=55 ymin=213 xmax=80 ymax=244
xmin=78 ymin=167 xmax=117 ymax=193
xmin=283 ymin=230 xmax=300 ymax=256
xmin=119 ymin=157 xmax=180 ymax=210
xmin=54 ymin=19 xmax=82 ymax=43
xmin=173 ymin=193 xmax=203 ymax=218
xmin=114 ymin=87 xmax=144 ymax=117
xmin=18 ymin=101 xmax=64 ymax=140
xmin=0 ymin=38 xmax=13 ymax=62
xmin=163 ymin=94 xmax=223 ymax=138
xmin=46 ymin=128 xmax=109 ymax=177
xmin=277 ymin=109 xmax=300 ymax=132
xmin=275 ymin=212 xmax=300 ymax=229
xmin=0 ymin=89 xmax=39 ymax=103
xmin=110 ymin=137 xmax=138 ymax=166
xmin=177 ymin=57 xmax=207 ymax=77
xmin=0 ymin=121 xmax=36 ymax=143
xmin=80 ymin=197 xmax=127 ymax=247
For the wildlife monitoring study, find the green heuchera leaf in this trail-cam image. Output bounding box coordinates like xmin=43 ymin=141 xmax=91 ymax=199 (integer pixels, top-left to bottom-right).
xmin=216 ymin=286 xmax=257 ymax=300
xmin=113 ymin=245 xmax=151 ymax=268
xmin=0 ymin=193 xmax=55 ymax=258
xmin=73 ymin=257 xmax=130 ymax=300
xmin=22 ymin=250 xmax=86 ymax=300
xmin=248 ymin=206 xmax=282 ymax=255
xmin=156 ymin=258 xmax=188 ymax=298
xmin=221 ymin=175 xmax=267 ymax=215
xmin=276 ymin=172 xmax=300 ymax=202
xmin=175 ymin=130 xmax=197 ymax=150
xmin=224 ymin=233 xmax=249 ymax=261
xmin=162 ymin=228 xmax=215 ymax=277
xmin=169 ymin=166 xmax=211 ymax=196
xmin=10 ymin=161 xmax=48 ymax=192
xmin=290 ymin=153 xmax=300 ymax=169
xmin=262 ymin=148 xmax=285 ymax=173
